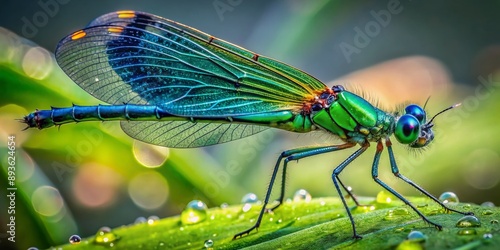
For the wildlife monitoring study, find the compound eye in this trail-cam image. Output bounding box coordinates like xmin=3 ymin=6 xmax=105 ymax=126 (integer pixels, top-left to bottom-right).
xmin=405 ymin=104 xmax=426 ymax=124
xmin=395 ymin=114 xmax=421 ymax=144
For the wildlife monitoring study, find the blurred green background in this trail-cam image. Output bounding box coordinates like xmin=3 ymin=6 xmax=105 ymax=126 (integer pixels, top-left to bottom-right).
xmin=1 ymin=0 xmax=500 ymax=249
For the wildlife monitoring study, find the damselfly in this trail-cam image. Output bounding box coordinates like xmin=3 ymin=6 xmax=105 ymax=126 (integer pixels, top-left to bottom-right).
xmin=23 ymin=10 xmax=470 ymax=239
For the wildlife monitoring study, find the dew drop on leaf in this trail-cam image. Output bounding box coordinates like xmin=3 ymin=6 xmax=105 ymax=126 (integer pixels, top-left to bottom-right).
xmin=181 ymin=200 xmax=208 ymax=225
xmin=293 ymin=189 xmax=312 ymax=202
xmin=204 ymin=239 xmax=214 ymax=248
xmin=241 ymin=193 xmax=259 ymax=203
xmin=134 ymin=216 xmax=147 ymax=224
xmin=69 ymin=234 xmax=81 ymax=244
xmin=407 ymin=230 xmax=427 ymax=242
xmin=457 ymin=229 xmax=477 ymax=235
xmin=438 ymin=191 xmax=459 ymax=204
xmin=94 ymin=227 xmax=119 ymax=246
xmin=456 ymin=215 xmax=481 ymax=228
xmin=376 ymin=190 xmax=396 ymax=204
xmin=481 ymin=201 xmax=495 ymax=207
xmin=482 ymin=210 xmax=493 ymax=215
xmin=147 ymin=215 xmax=159 ymax=225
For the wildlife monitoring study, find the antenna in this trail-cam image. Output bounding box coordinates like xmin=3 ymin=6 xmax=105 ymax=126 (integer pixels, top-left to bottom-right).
xmin=426 ymin=103 xmax=461 ymax=125
xmin=423 ymin=96 xmax=431 ymax=110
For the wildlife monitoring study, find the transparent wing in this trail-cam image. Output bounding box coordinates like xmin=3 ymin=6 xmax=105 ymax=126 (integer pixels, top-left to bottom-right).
xmin=55 ymin=10 xmax=327 ymax=117
xmin=120 ymin=120 xmax=268 ymax=148
xmin=55 ymin=10 xmax=329 ymax=147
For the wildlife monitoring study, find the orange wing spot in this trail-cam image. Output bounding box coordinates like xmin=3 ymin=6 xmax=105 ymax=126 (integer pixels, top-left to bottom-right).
xmin=108 ymin=26 xmax=124 ymax=33
xmin=117 ymin=10 xmax=136 ymax=19
xmin=71 ymin=30 xmax=86 ymax=40
xmin=252 ymin=54 xmax=259 ymax=61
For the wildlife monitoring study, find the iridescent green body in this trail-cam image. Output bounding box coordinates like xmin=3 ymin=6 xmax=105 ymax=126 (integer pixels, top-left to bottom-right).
xmin=23 ymin=10 xmax=467 ymax=240
xmin=25 ymin=89 xmax=395 ymax=148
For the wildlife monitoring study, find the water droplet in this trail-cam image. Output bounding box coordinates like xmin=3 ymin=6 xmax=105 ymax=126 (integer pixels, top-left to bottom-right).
xmin=376 ymin=190 xmax=396 ymax=204
xmin=456 ymin=215 xmax=481 ymax=228
xmin=181 ymin=200 xmax=208 ymax=225
xmin=147 ymin=215 xmax=159 ymax=225
xmin=134 ymin=216 xmax=147 ymax=224
xmin=385 ymin=208 xmax=409 ymax=220
xmin=69 ymin=235 xmax=81 ymax=244
xmin=293 ymin=189 xmax=312 ymax=202
xmin=481 ymin=201 xmax=495 ymax=207
xmin=438 ymin=192 xmax=459 ymax=204
xmin=462 ymin=203 xmax=472 ymax=210
xmin=94 ymin=227 xmax=119 ymax=245
xmin=352 ymin=205 xmax=376 ymax=214
xmin=483 ymin=233 xmax=493 ymax=239
xmin=242 ymin=203 xmax=252 ymax=212
xmin=482 ymin=210 xmax=493 ymax=215
xmin=394 ymin=207 xmax=410 ymax=215
xmin=241 ymin=193 xmax=259 ymax=212
xmin=241 ymin=193 xmax=259 ymax=203
xmin=457 ymin=229 xmax=477 ymax=235
xmin=204 ymin=239 xmax=214 ymax=248
xmin=490 ymin=219 xmax=498 ymax=224
xmin=416 ymin=204 xmax=428 ymax=208
xmin=98 ymin=226 xmax=111 ymax=233
xmin=407 ymin=230 xmax=427 ymax=242
xmin=220 ymin=203 xmax=229 ymax=209
xmin=426 ymin=208 xmax=443 ymax=216
xmin=27 ymin=247 xmax=38 ymax=250
xmin=320 ymin=199 xmax=326 ymax=206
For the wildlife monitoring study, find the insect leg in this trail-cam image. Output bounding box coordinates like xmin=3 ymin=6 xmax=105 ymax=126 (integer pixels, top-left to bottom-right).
xmin=373 ymin=140 xmax=445 ymax=230
xmin=385 ymin=139 xmax=472 ymax=216
xmin=331 ymin=143 xmax=369 ymax=239
xmin=233 ymin=142 xmax=356 ymax=240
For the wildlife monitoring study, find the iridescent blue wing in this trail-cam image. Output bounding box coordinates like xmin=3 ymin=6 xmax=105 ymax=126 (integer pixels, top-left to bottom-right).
xmin=55 ymin=11 xmax=327 ymax=147
xmin=55 ymin=10 xmax=327 ymax=117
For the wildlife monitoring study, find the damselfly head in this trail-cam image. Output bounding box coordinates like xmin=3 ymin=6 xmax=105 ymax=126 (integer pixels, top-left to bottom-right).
xmin=394 ymin=103 xmax=460 ymax=148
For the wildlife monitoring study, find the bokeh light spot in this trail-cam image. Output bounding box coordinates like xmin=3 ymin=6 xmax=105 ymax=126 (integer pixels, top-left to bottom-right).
xmin=128 ymin=171 xmax=169 ymax=210
xmin=73 ymin=163 xmax=122 ymax=208
xmin=463 ymin=149 xmax=500 ymax=190
xmin=132 ymin=140 xmax=169 ymax=168
xmin=31 ymin=186 xmax=64 ymax=217
xmin=22 ymin=46 xmax=53 ymax=80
